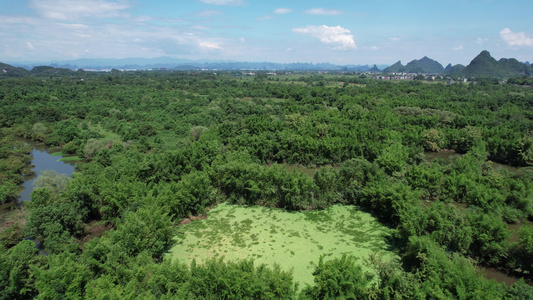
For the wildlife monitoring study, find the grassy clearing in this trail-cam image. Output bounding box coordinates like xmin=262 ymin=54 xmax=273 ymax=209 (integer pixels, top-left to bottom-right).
xmin=168 ymin=203 xmax=396 ymax=288
xmin=92 ymin=124 xmax=123 ymax=144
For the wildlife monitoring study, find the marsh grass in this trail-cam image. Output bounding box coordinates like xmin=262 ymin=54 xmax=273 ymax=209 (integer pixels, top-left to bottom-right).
xmin=58 ymin=156 xmax=84 ymax=162
xmin=168 ymin=203 xmax=396 ymax=287
xmin=51 ymin=151 xmax=83 ymax=162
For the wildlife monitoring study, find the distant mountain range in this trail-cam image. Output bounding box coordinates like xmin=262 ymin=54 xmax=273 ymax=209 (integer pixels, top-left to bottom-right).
xmin=1 ymin=51 xmax=531 ymax=78
xmin=3 ymin=57 xmax=388 ymax=73
xmin=382 ymin=51 xmax=531 ymax=77
xmin=383 ymin=56 xmax=445 ymax=74
xmin=0 ymin=62 xmax=31 ymax=77
xmin=460 ymin=50 xmax=532 ymax=78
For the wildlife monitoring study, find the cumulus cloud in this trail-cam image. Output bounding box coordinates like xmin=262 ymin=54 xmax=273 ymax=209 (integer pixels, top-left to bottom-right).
xmin=274 ymin=8 xmax=292 ymax=15
xmin=30 ymin=0 xmax=129 ymax=20
xmin=198 ymin=0 xmax=244 ymax=6
xmin=304 ymin=8 xmax=343 ymax=15
xmin=500 ymin=28 xmax=533 ymax=47
xmin=292 ymin=25 xmax=356 ymax=50
xmin=453 ymin=45 xmax=463 ymax=50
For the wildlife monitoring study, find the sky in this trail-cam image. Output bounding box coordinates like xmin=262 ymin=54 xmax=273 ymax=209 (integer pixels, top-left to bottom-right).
xmin=1 ymin=0 xmax=532 ymax=66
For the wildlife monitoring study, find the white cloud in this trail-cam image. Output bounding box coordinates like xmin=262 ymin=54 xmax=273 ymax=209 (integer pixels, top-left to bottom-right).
xmin=257 ymin=15 xmax=273 ymax=21
xmin=500 ymin=28 xmax=533 ymax=47
xmin=198 ymin=0 xmax=244 ymax=6
xmin=476 ymin=37 xmax=486 ymax=44
xmin=30 ymin=0 xmax=129 ymax=20
xmin=0 ymin=5 xmax=231 ymax=60
xmin=292 ymin=25 xmax=356 ymax=50
xmin=199 ymin=41 xmax=223 ymax=50
xmin=54 ymin=23 xmax=89 ymax=29
xmin=0 ymin=16 xmax=40 ymax=25
xmin=135 ymin=16 xmax=152 ymax=22
xmin=274 ymin=8 xmax=292 ymax=15
xmin=453 ymin=45 xmax=463 ymax=50
xmin=304 ymin=8 xmax=343 ymax=15
xmin=258 ymin=8 xmax=292 ymax=21
xmin=195 ymin=9 xmax=223 ymax=18
xmin=389 ymin=37 xmax=400 ymax=41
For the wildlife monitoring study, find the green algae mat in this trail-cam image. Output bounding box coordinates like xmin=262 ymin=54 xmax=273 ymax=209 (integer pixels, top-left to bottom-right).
xmin=168 ymin=203 xmax=395 ymax=287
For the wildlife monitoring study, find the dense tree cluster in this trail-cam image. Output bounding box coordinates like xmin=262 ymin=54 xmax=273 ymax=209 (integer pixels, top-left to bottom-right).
xmin=0 ymin=131 xmax=33 ymax=203
xmin=0 ymin=71 xmax=532 ymax=298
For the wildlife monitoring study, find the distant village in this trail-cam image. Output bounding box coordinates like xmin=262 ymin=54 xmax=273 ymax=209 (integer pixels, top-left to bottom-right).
xmin=369 ymin=72 xmax=469 ymax=83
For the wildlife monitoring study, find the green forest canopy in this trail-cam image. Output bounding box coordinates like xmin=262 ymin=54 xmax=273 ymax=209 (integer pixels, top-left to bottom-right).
xmin=0 ymin=71 xmax=532 ymax=299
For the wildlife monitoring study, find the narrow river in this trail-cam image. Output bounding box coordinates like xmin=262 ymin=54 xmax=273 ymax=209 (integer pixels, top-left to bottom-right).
xmin=15 ymin=137 xmax=76 ymax=202
xmin=0 ymin=137 xmax=78 ymax=254
xmin=424 ymin=150 xmax=522 ymax=174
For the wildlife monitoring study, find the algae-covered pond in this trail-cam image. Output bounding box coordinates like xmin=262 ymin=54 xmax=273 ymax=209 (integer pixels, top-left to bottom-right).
xmin=168 ymin=203 xmax=396 ymax=287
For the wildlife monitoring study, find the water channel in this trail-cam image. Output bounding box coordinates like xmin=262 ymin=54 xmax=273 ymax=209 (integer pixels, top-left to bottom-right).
xmin=0 ymin=138 xmax=77 ymax=226
xmin=0 ymin=138 xmax=78 ymax=254
xmin=426 ymin=151 xmax=533 ymax=285
xmin=2 ymin=144 xmax=530 ymax=285
xmin=424 ymin=150 xmax=522 ymax=174
xmin=14 ymin=137 xmax=76 ymax=202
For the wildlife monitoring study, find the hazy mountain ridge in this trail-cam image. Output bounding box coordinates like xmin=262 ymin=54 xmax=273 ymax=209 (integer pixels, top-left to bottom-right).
xmin=0 ymin=62 xmax=31 ymax=77
xmin=379 ymin=51 xmax=532 ymax=77
xmin=5 ymin=58 xmax=387 ymax=72
xmin=383 ymin=56 xmax=444 ymax=74
xmin=1 ymin=51 xmax=531 ymax=77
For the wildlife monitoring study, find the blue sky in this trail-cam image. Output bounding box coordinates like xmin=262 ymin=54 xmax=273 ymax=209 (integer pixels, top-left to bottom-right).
xmin=1 ymin=0 xmax=532 ymax=65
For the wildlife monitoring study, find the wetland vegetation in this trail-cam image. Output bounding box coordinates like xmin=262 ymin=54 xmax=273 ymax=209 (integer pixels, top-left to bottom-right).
xmin=170 ymin=203 xmax=395 ymax=287
xmin=0 ymin=71 xmax=532 ymax=298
